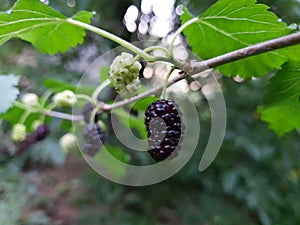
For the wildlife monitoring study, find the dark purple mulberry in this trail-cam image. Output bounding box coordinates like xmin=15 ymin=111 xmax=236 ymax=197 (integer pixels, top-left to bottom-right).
xmin=82 ymin=124 xmax=105 ymax=157
xmin=145 ymin=99 xmax=183 ymax=161
xmin=34 ymin=125 xmax=50 ymax=141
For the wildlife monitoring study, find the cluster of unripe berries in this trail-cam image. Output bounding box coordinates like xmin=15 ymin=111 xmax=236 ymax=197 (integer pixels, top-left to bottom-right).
xmin=20 ymin=90 xmax=77 ymax=108
xmin=12 ymin=90 xmax=79 ymax=154
xmin=11 ymin=52 xmax=184 ymax=162
xmin=13 ymin=89 xmax=106 ymax=157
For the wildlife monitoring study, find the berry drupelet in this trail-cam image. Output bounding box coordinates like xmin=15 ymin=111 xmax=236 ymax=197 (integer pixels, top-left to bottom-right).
xmin=145 ymin=99 xmax=184 ymax=161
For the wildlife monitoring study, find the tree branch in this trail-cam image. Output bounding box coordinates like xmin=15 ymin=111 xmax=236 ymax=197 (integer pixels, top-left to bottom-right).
xmin=101 ymin=73 xmax=183 ymax=111
xmin=190 ymin=32 xmax=300 ymax=72
xmin=103 ymin=32 xmax=300 ymax=111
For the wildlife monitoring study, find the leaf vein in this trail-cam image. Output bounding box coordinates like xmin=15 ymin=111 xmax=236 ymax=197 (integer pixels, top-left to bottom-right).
xmin=212 ymin=2 xmax=234 ymax=16
xmin=0 ymin=18 xmax=58 ymax=27
xmin=13 ymin=9 xmax=63 ymax=18
xmin=203 ymin=16 xmax=281 ymax=27
xmin=0 ymin=21 xmax=64 ymax=39
xmin=198 ymin=19 xmax=250 ymax=46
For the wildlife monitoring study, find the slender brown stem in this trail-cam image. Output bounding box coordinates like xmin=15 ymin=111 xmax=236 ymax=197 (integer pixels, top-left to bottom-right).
xmin=101 ymin=73 xmax=184 ymax=111
xmin=104 ymin=32 xmax=300 ymax=111
xmin=190 ymin=32 xmax=300 ymax=72
xmin=44 ymin=110 xmax=83 ymax=121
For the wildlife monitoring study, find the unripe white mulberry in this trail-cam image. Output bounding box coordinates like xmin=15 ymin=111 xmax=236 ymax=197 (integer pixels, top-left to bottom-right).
xmin=59 ymin=133 xmax=77 ymax=153
xmin=11 ymin=123 xmax=26 ymax=142
xmin=32 ymin=120 xmax=43 ymax=130
xmin=22 ymin=93 xmax=38 ymax=106
xmin=109 ymin=52 xmax=142 ymax=99
xmin=53 ymin=90 xmax=77 ymax=107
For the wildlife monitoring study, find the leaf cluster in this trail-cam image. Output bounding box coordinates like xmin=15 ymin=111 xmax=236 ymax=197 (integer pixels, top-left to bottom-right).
xmin=181 ymin=0 xmax=300 ymax=135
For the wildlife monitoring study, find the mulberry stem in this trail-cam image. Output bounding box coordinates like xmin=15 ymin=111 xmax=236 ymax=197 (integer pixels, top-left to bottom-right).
xmin=91 ymin=79 xmax=111 ymax=101
xmin=161 ymin=67 xmax=176 ymax=99
xmin=89 ymin=106 xmax=100 ymax=125
xmin=76 ymin=94 xmax=96 ymax=104
xmin=68 ymin=19 xmax=154 ymax=61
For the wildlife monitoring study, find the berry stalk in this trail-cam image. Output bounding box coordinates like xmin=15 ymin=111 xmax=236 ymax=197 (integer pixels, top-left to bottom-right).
xmin=91 ymin=79 xmax=111 ymax=101
xmin=161 ymin=66 xmax=176 ymax=100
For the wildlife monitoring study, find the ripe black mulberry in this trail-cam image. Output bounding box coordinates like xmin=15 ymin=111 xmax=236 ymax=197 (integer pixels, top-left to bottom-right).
xmin=34 ymin=125 xmax=50 ymax=141
xmin=145 ymin=99 xmax=183 ymax=161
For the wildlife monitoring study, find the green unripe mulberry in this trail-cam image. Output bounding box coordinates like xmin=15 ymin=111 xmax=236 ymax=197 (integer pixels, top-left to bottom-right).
xmin=109 ymin=52 xmax=142 ymax=99
xmin=52 ymin=90 xmax=77 ymax=107
xmin=11 ymin=124 xmax=26 ymax=142
xmin=21 ymin=93 xmax=39 ymax=106
xmin=59 ymin=133 xmax=77 ymax=153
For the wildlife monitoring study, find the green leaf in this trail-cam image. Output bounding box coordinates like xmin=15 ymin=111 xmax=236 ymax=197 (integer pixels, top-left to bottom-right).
xmin=112 ymin=108 xmax=147 ymax=139
xmin=102 ymin=144 xmax=131 ymax=163
xmin=181 ymin=0 xmax=294 ymax=78
xmin=0 ymin=74 xmax=20 ymax=114
xmin=44 ymin=78 xmax=94 ymax=95
xmin=0 ymin=0 xmax=93 ymax=54
xmin=44 ymin=78 xmax=77 ymax=92
xmin=100 ymin=66 xmax=109 ymax=83
xmin=131 ymin=96 xmax=159 ymax=111
xmin=277 ymin=44 xmax=300 ymax=62
xmin=258 ymin=61 xmax=300 ymax=136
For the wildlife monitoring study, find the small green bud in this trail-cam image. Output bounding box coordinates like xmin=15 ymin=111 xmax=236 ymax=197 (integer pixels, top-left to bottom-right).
xmin=11 ymin=124 xmax=26 ymax=142
xmin=53 ymin=90 xmax=77 ymax=107
xmin=22 ymin=93 xmax=38 ymax=106
xmin=59 ymin=133 xmax=77 ymax=153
